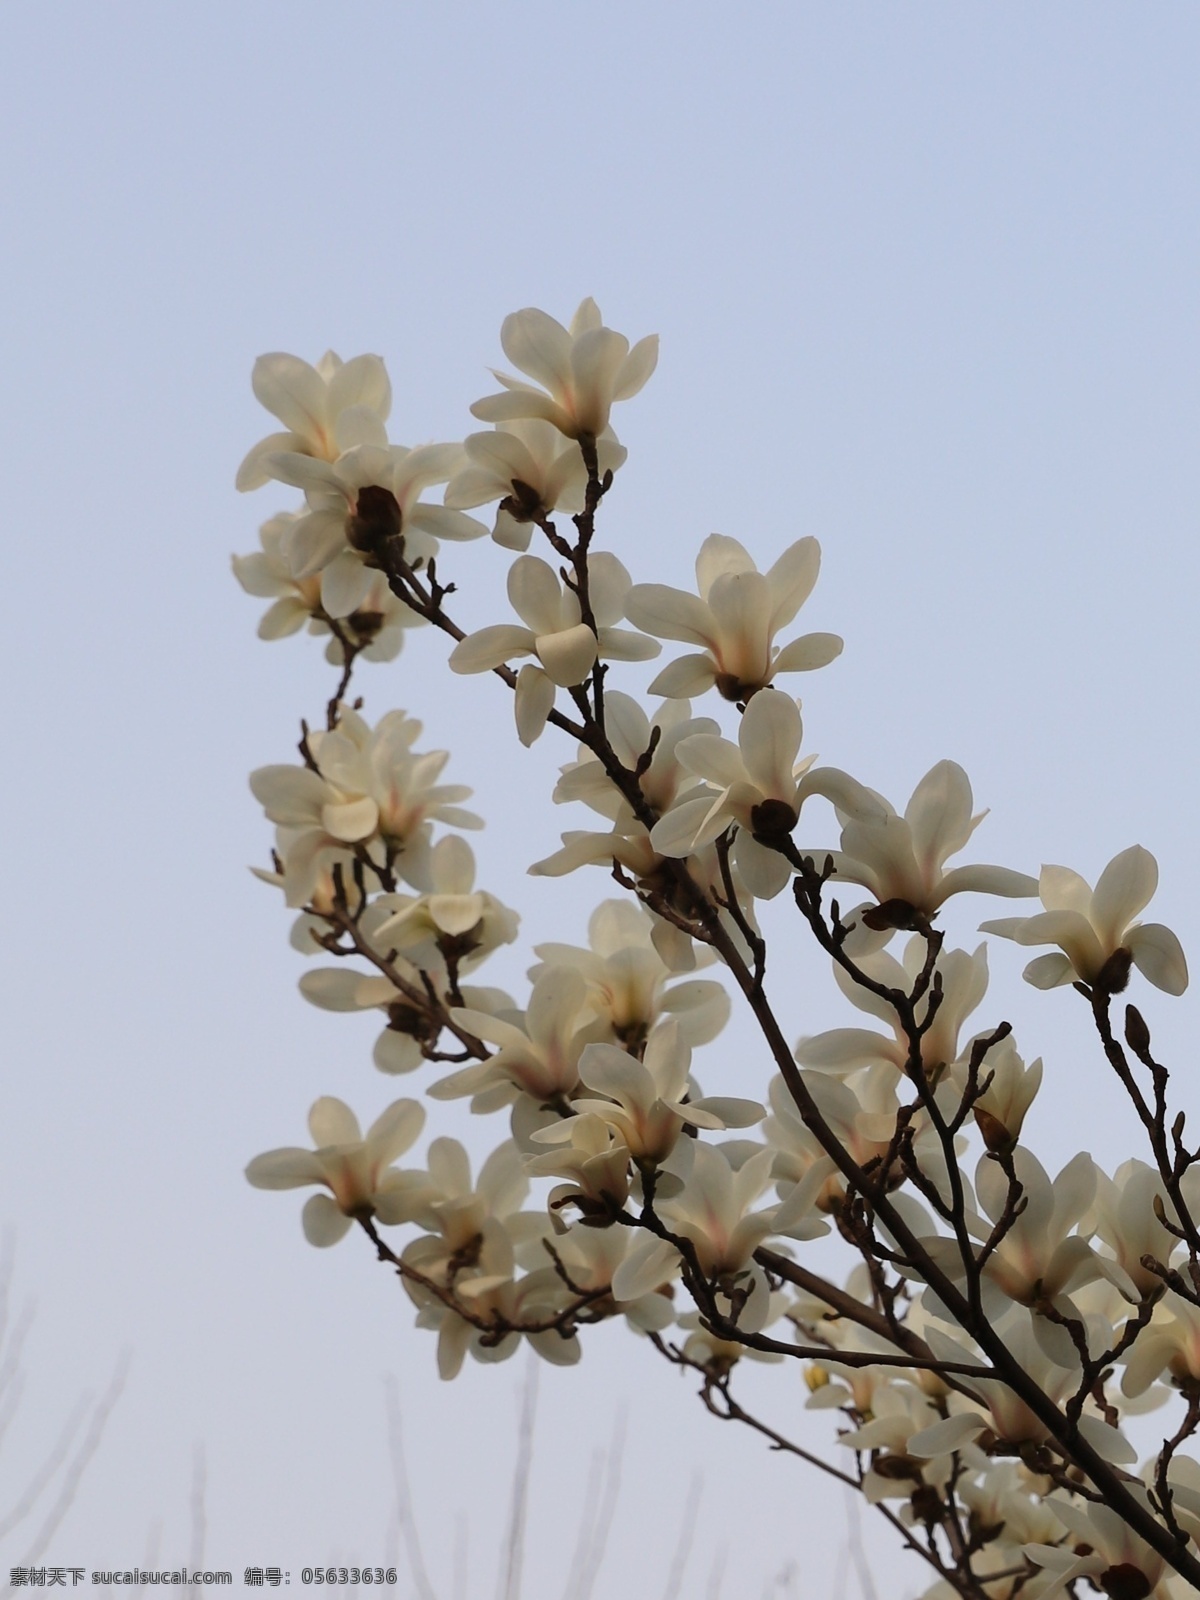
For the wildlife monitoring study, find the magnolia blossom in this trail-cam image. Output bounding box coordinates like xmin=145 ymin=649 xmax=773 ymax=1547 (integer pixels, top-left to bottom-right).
xmin=960 ymin=1034 xmax=1043 ymax=1154
xmin=796 ymin=939 xmax=990 ymax=1081
xmin=233 ymin=512 xmax=423 ymax=661
xmin=549 ymin=693 xmax=718 ymax=829
xmin=250 ymin=707 xmax=481 ymax=905
xmin=235 ymin=350 xmax=392 ymax=491
xmin=982 ymin=845 xmax=1189 ymax=995
xmin=814 ymin=760 xmax=1037 ymax=935
xmin=527 ymin=899 xmax=729 ymax=1050
xmin=445 ymin=419 xmax=627 ymax=550
xmin=1024 ymin=1497 xmax=1168 ymax=1600
xmin=266 ymin=441 xmax=486 ymax=620
xmin=245 ymin=1096 xmax=426 ymax=1246
xmin=370 ymin=835 xmax=519 ymax=972
xmin=432 ymin=966 xmax=599 ymax=1112
xmin=536 ymin=1018 xmax=763 ymax=1166
xmin=908 ymin=1313 xmax=1135 ymax=1465
xmin=613 ymin=1141 xmax=822 ymax=1326
xmin=649 ymin=689 xmax=878 ymax=898
xmin=470 ymin=299 xmax=658 ymax=441
xmin=449 ymin=553 xmax=658 ymax=745
xmin=970 ymin=1149 xmax=1121 ymax=1320
xmin=625 ymin=534 xmax=843 ymax=701
xmin=524 ymin=1112 xmax=634 ymax=1221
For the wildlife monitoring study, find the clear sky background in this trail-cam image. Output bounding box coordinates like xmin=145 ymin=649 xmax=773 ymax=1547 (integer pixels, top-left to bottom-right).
xmin=2 ymin=5 xmax=1199 ymax=1596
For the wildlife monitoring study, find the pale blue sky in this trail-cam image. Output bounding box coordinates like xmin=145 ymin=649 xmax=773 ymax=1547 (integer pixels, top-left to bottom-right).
xmin=2 ymin=5 xmax=1199 ymax=1595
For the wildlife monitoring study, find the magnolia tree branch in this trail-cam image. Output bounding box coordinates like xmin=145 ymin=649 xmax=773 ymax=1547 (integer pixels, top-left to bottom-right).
xmin=236 ymin=307 xmax=1200 ymax=1598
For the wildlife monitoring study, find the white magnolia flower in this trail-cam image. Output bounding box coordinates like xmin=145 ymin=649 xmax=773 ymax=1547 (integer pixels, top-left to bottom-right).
xmin=1122 ymin=1292 xmax=1200 ymax=1398
xmin=971 ymin=1149 xmax=1115 ymax=1313
xmin=232 ymin=511 xmax=424 ymax=661
xmin=549 ymin=693 xmax=718 ymax=826
xmin=908 ymin=1313 xmax=1134 ymax=1466
xmin=1089 ymin=1159 xmax=1181 ymax=1299
xmin=1024 ymin=1497 xmax=1167 ymax=1600
xmin=527 ymin=899 xmax=729 ymax=1050
xmin=236 ymin=349 xmax=392 ymax=491
xmin=625 ymin=534 xmax=843 ymax=701
xmin=649 ymin=689 xmax=877 ymax=898
xmin=981 ymin=845 xmax=1188 ymax=995
xmin=370 ymin=835 xmax=519 ymax=972
xmin=961 ymin=1034 xmax=1043 ymax=1154
xmin=267 ymin=442 xmax=486 ymax=620
xmin=449 ymin=552 xmax=659 ymax=744
xmin=470 ymin=299 xmax=658 ymax=441
xmin=432 ymin=967 xmax=600 ymax=1112
xmin=250 ymin=708 xmax=480 ymax=906
xmin=537 ymin=1018 xmax=763 ymax=1165
xmin=817 ymin=761 xmax=1037 ymax=933
xmin=245 ymin=1096 xmax=425 ymax=1246
xmin=445 ymin=419 xmax=627 ymax=550
xmin=525 ymin=1112 xmax=634 ymax=1221
xmin=796 ymin=939 xmax=990 ymax=1081
xmin=552 ymin=1224 xmax=677 ymax=1333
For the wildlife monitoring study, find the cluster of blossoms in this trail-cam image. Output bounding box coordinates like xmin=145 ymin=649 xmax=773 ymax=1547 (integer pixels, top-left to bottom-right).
xmin=236 ymin=300 xmax=1200 ymax=1599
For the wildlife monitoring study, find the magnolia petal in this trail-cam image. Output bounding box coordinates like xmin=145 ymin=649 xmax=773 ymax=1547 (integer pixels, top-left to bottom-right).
xmin=449 ymin=625 xmax=534 ymax=675
xmin=252 ymin=353 xmax=328 ymax=443
xmin=1022 ymin=952 xmax=1075 ymax=989
xmin=257 ymin=598 xmax=310 ymax=639
xmin=320 ymin=551 xmax=372 ymax=620
xmin=302 ymin=1194 xmax=354 ymax=1247
xmin=366 ymin=1098 xmax=426 ymax=1165
xmin=695 ymin=534 xmax=755 ymax=595
xmin=907 ymin=1411 xmax=987 ymax=1459
xmin=1038 ymin=863 xmax=1093 ymax=916
xmin=649 ymin=796 xmax=721 ymax=858
xmin=408 ymin=504 xmax=489 ymax=543
xmin=373 ymin=1030 xmax=423 ymax=1075
xmin=470 ymin=390 xmax=565 ymax=429
xmin=321 ymin=796 xmax=379 ymax=843
xmin=299 ymin=969 xmax=398 ymax=1012
xmin=236 ymin=431 xmax=303 ymax=492
xmin=624 ymin=584 xmax=715 ymax=646
xmin=795 ymin=1028 xmax=898 ymax=1072
xmin=334 ymin=405 xmax=389 ymax=453
xmin=493 ymin=508 xmax=534 ymax=551
xmin=245 ymin=1148 xmax=325 ymax=1190
xmin=326 ymin=353 xmax=391 ymax=422
xmin=596 ymin=626 xmax=661 ymax=663
xmin=905 ymin=761 xmax=975 ymax=878
xmin=612 ymin=334 xmax=659 ymax=401
xmin=733 ymin=834 xmax=792 ymax=900
xmin=646 ymin=654 xmax=720 ymax=698
xmin=938 ymin=864 xmax=1039 ymax=903
xmin=500 ymin=308 xmax=572 ymax=395
xmin=537 ymin=623 xmax=598 ymax=687
xmin=285 ymin=511 xmax=348 ymax=580
xmin=309 ymin=1096 xmax=361 ymax=1147
xmin=612 ymin=1235 xmax=680 ymax=1302
xmin=689 ymin=1096 xmax=765 ymax=1128
xmin=514 ymin=664 xmax=556 ymax=746
xmin=739 ymin=689 xmax=802 ymax=798
xmin=249 ymin=764 xmax=328 ymax=825
xmin=1128 ymin=922 xmax=1189 ymax=995
xmin=1091 ymin=844 xmax=1158 ymax=949
xmin=765 ymin=538 xmax=821 ymax=631
xmin=232 ymin=550 xmax=285 ymax=598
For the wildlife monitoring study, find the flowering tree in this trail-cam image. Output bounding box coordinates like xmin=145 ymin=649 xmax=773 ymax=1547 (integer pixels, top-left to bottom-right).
xmin=234 ymin=301 xmax=1200 ymax=1599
